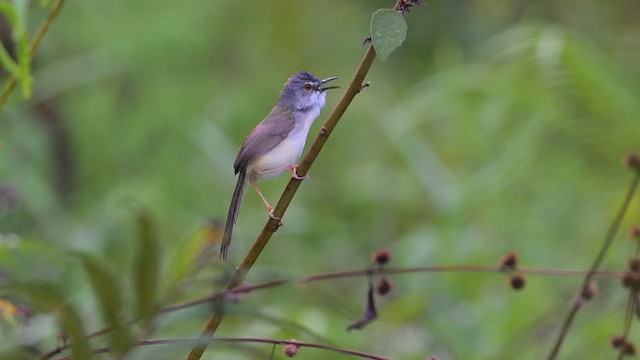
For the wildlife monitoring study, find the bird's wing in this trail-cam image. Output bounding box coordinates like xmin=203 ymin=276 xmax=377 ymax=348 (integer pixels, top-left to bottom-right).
xmin=233 ymin=106 xmax=296 ymax=174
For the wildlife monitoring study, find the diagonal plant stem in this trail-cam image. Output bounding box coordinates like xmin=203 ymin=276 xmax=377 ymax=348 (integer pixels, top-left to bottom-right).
xmin=185 ymin=44 xmax=378 ymax=360
xmin=183 ymin=2 xmax=407 ymax=358
xmin=231 ymin=44 xmax=377 ymax=277
xmin=547 ymin=170 xmax=640 ymax=360
xmin=0 ymin=0 xmax=66 ymax=112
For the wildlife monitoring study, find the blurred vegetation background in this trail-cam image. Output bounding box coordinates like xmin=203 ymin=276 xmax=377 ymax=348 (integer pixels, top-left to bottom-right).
xmin=1 ymin=0 xmax=639 ymax=359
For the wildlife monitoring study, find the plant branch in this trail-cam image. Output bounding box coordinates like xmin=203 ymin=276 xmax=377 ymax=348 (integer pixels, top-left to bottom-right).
xmin=547 ymin=170 xmax=640 ymax=360
xmin=0 ymin=0 xmax=66 ymax=112
xmin=184 ymin=11 xmax=389 ymax=359
xmin=232 ymin=44 xmax=377 ymax=275
xmin=56 ymin=337 xmax=390 ymax=360
xmin=163 ymin=265 xmax=621 ymax=313
xmin=41 ymin=263 xmax=621 ymax=359
xmin=39 ymin=326 xmax=112 ymax=360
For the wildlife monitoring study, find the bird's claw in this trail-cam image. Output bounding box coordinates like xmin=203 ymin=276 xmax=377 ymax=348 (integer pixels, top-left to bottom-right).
xmin=292 ymin=166 xmax=309 ymax=180
xmin=268 ymin=208 xmax=282 ymax=221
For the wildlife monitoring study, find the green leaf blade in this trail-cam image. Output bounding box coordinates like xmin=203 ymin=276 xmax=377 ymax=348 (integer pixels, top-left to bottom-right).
xmin=78 ymin=253 xmax=133 ymax=356
xmin=0 ymin=1 xmax=33 ymax=97
xmin=370 ymin=9 xmax=408 ymax=62
xmin=134 ymin=211 xmax=159 ymax=326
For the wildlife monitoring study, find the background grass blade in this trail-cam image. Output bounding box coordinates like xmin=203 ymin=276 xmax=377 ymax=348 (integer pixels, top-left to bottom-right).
xmin=134 ymin=211 xmax=159 ymax=326
xmin=78 ymin=253 xmax=133 ymax=357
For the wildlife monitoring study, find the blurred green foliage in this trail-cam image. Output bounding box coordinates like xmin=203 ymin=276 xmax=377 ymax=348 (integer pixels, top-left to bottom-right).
xmin=1 ymin=0 xmax=639 ymax=359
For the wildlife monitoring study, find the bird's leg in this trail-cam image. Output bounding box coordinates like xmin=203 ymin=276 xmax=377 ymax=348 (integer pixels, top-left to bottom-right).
xmin=252 ymin=164 xmax=308 ymax=223
xmin=249 ymin=178 xmax=281 ymax=220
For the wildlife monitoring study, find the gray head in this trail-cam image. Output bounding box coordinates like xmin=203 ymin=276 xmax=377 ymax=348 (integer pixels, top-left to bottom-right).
xmin=278 ymin=71 xmax=339 ymax=112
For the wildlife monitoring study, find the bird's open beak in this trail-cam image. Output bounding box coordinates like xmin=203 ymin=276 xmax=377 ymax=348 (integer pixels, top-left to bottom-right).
xmin=319 ymin=76 xmax=340 ymax=92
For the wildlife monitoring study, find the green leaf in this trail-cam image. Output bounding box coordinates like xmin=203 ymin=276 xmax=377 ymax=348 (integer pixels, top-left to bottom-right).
xmin=370 ymin=9 xmax=408 ymax=62
xmin=134 ymin=211 xmax=159 ymax=326
xmin=166 ymin=228 xmax=207 ymax=285
xmin=0 ymin=3 xmax=20 ymax=75
xmin=16 ymin=31 xmax=32 ymax=98
xmin=0 ymin=0 xmax=32 ymax=97
xmin=0 ymin=42 xmax=19 ymax=75
xmin=77 ymin=253 xmax=133 ymax=357
xmin=9 ymin=282 xmax=92 ymax=360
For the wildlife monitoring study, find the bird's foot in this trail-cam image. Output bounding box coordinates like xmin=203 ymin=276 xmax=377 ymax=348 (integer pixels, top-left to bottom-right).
xmin=268 ymin=208 xmax=282 ymax=221
xmin=291 ymin=165 xmax=309 ymax=180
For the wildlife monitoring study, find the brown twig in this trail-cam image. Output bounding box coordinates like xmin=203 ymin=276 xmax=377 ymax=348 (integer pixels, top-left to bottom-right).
xmin=547 ymin=170 xmax=640 ymax=359
xmin=162 ymin=265 xmax=620 ymax=313
xmin=55 ymin=337 xmax=390 ymax=360
xmin=0 ymin=0 xmax=66 ymax=111
xmin=185 ymin=2 xmax=418 ymax=358
xmin=183 ymin=6 xmax=398 ymax=358
xmin=39 ymin=326 xmax=112 ymax=360
xmin=39 ymin=263 xmax=623 ymax=359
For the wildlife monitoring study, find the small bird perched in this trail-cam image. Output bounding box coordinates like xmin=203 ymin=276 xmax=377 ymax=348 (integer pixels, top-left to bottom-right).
xmin=221 ymin=71 xmax=339 ymax=260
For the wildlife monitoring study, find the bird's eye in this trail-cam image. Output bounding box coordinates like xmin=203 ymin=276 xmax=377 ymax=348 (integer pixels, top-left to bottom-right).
xmin=303 ymin=83 xmax=313 ymax=91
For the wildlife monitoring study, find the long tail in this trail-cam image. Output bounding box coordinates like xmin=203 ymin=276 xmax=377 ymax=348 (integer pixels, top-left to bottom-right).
xmin=221 ymin=171 xmax=247 ymax=260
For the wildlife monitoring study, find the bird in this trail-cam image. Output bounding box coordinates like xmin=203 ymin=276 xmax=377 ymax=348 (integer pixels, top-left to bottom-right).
xmin=220 ymin=71 xmax=339 ymax=259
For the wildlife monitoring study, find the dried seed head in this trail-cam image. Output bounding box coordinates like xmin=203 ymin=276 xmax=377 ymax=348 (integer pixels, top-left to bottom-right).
xmin=372 ymin=248 xmax=392 ymax=266
xmin=581 ymin=281 xmax=599 ymax=301
xmin=620 ymin=271 xmax=640 ymax=289
xmin=283 ymin=340 xmax=300 ymax=358
xmin=499 ymin=251 xmax=519 ymax=271
xmin=376 ymin=277 xmax=393 ymax=296
xmin=610 ymin=335 xmax=626 ymax=349
xmin=397 ymin=0 xmax=426 ymax=14
xmin=629 ymin=257 xmax=640 ymax=272
xmin=625 ymin=153 xmax=640 ymax=173
xmin=630 ymin=227 xmax=640 ymax=240
xmin=623 ymin=342 xmax=636 ymax=356
xmin=509 ymin=274 xmax=526 ymax=290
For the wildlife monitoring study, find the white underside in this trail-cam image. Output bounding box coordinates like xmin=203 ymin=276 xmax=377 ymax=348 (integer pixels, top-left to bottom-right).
xmin=248 ymin=106 xmax=321 ymax=181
